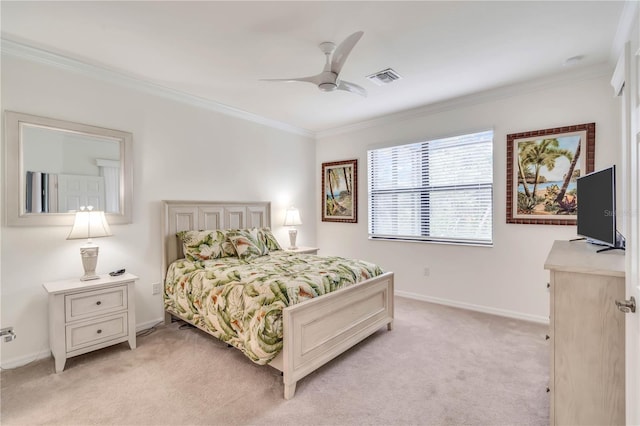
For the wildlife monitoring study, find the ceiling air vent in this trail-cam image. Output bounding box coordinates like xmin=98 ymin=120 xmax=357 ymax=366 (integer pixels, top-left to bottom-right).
xmin=366 ymin=68 xmax=402 ymax=86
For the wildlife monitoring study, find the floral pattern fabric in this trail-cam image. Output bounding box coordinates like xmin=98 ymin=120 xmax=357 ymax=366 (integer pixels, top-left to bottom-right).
xmin=177 ymin=229 xmax=236 ymax=261
xmin=226 ymin=228 xmax=270 ymax=260
xmin=164 ymin=251 xmax=384 ymax=365
xmin=261 ymin=227 xmax=282 ymax=251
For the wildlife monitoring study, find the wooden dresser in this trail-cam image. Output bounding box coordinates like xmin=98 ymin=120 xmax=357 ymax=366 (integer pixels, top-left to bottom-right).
xmin=544 ymin=240 xmax=625 ymax=425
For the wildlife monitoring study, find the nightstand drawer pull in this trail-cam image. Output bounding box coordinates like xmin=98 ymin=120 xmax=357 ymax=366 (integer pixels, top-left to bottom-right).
xmin=545 ymin=335 xmax=550 ymax=340
xmin=96 ymin=301 xmax=102 ymax=306
xmin=97 ymin=329 xmax=102 ymax=334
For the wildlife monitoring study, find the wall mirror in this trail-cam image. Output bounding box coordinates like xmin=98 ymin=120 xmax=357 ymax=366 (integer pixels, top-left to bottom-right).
xmin=4 ymin=111 xmax=132 ymax=226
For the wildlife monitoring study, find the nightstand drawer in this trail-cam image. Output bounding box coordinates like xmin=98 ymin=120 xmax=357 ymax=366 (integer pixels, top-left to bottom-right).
xmin=66 ymin=312 xmax=128 ymax=352
xmin=65 ymin=285 xmax=128 ymax=322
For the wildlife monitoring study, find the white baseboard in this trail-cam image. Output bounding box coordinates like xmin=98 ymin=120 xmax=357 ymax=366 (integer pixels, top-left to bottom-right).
xmin=0 ymin=349 xmax=52 ymax=370
xmin=136 ymin=318 xmax=165 ymax=332
xmin=395 ymin=290 xmax=549 ymax=324
xmin=1 ymin=318 xmax=165 ymax=370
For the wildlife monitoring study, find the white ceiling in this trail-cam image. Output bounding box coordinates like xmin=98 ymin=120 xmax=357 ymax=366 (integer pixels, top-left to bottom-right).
xmin=0 ymin=1 xmax=630 ymax=134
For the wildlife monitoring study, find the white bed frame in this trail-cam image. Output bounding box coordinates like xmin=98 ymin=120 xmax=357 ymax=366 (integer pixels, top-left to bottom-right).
xmin=161 ymin=200 xmax=394 ymax=399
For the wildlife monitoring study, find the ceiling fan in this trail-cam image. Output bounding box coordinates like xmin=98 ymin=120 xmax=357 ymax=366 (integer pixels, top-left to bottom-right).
xmin=262 ymin=31 xmax=367 ymax=97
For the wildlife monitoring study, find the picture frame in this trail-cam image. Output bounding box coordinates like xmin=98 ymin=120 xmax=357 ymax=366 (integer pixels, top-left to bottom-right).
xmin=506 ymin=123 xmax=595 ymax=225
xmin=322 ymin=159 xmax=357 ymax=223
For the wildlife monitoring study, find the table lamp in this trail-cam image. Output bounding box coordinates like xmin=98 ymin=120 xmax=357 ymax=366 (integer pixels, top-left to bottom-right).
xmin=67 ymin=206 xmax=112 ymax=281
xmin=283 ymin=207 xmax=302 ymax=250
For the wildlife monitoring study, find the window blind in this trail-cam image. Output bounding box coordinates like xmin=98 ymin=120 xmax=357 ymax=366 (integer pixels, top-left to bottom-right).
xmin=367 ymin=130 xmax=493 ymax=245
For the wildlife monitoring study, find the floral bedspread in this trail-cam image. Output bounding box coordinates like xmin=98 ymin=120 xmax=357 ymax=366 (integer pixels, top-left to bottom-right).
xmin=164 ymin=251 xmax=383 ymax=364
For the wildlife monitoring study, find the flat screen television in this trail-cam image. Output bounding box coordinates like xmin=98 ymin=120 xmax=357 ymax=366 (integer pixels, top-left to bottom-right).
xmin=576 ymin=165 xmax=624 ymax=252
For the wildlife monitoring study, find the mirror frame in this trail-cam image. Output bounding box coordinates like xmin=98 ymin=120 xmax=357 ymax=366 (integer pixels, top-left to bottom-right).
xmin=4 ymin=111 xmax=133 ymax=226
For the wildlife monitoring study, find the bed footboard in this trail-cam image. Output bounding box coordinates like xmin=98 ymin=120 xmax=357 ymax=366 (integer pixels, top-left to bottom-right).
xmin=280 ymin=271 xmax=394 ymax=399
xmin=164 ymin=271 xmax=394 ymax=400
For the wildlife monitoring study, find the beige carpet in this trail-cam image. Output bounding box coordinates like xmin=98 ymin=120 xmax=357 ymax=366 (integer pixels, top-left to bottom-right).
xmin=0 ymin=297 xmax=549 ymax=425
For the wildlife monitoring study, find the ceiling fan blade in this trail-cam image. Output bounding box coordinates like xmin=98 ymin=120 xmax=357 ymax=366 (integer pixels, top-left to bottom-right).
xmin=261 ymin=75 xmax=323 ymax=85
xmin=331 ymin=31 xmax=364 ymax=75
xmin=337 ymin=80 xmax=367 ymax=97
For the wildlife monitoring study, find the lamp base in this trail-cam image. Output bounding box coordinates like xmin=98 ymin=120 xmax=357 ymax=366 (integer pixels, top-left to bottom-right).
xmin=80 ymin=274 xmax=100 ymax=281
xmin=288 ymin=229 xmax=298 ymax=250
xmin=79 ymin=245 xmax=100 ymax=281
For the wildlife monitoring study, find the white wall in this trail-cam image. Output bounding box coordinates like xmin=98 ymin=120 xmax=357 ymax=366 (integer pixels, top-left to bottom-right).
xmin=316 ymin=70 xmax=620 ymax=322
xmin=0 ymin=54 xmax=316 ymax=367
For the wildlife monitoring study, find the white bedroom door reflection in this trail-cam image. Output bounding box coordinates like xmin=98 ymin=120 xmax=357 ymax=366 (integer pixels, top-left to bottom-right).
xmin=57 ymin=174 xmax=105 ymax=212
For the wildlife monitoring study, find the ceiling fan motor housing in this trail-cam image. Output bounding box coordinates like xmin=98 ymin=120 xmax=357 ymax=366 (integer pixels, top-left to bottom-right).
xmin=319 ymin=82 xmax=337 ymax=92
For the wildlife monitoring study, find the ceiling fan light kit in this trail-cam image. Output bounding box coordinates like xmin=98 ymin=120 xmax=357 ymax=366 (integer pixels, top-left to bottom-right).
xmin=262 ymin=31 xmax=368 ymax=97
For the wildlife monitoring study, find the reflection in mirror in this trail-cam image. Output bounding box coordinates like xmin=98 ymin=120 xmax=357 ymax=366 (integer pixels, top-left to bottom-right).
xmin=4 ymin=111 xmax=133 ymax=226
xmin=23 ymin=125 xmax=121 ymax=214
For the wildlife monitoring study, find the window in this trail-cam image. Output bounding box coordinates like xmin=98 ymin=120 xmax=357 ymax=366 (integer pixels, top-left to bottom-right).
xmin=367 ymin=130 xmax=493 ymax=245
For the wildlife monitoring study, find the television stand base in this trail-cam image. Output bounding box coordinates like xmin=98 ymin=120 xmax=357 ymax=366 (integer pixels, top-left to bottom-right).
xmin=596 ymin=246 xmax=625 ymax=253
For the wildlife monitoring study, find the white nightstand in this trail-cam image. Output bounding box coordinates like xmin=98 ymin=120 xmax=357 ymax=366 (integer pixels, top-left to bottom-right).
xmin=43 ymin=273 xmax=138 ymax=373
xmin=284 ymin=247 xmax=319 ymax=255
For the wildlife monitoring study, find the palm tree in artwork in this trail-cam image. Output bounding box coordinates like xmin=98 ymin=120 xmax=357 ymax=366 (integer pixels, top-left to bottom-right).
xmin=555 ymin=141 xmax=581 ymax=204
xmin=517 ymin=152 xmax=533 ymax=198
xmin=327 ymin=169 xmax=336 ymax=203
xmin=331 ymin=168 xmax=343 ymax=196
xmin=519 ymin=138 xmax=573 ymax=199
xmin=342 ymin=167 xmax=351 ymax=195
xmin=327 ymin=168 xmax=346 ymax=214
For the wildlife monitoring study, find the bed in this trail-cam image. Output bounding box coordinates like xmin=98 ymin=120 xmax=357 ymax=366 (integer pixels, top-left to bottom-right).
xmin=161 ymin=200 xmax=394 ymax=399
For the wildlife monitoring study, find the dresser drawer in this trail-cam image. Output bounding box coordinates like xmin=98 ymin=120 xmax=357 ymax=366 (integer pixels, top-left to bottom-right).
xmin=65 ymin=285 xmax=128 ymax=322
xmin=66 ymin=312 xmax=128 ymax=352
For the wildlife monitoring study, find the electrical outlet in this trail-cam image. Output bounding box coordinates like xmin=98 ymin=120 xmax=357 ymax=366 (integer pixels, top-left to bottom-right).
xmin=0 ymin=327 xmax=16 ymax=342
xmin=423 ymin=267 xmax=430 ymax=277
xmin=152 ymin=283 xmax=161 ymax=295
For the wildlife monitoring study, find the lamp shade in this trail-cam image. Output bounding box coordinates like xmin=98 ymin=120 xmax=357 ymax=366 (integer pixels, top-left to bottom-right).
xmin=67 ymin=208 xmax=112 ymax=240
xmin=283 ymin=207 xmax=302 ymax=226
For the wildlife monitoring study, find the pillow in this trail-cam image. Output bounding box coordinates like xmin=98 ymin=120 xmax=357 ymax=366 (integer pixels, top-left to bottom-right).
xmin=261 ymin=227 xmax=282 ymax=251
xmin=177 ymin=229 xmax=236 ymax=262
xmin=227 ymin=228 xmax=269 ymax=260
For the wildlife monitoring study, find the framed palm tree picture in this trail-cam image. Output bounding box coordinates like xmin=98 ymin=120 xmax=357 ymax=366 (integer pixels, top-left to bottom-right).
xmin=506 ymin=123 xmax=595 ymax=225
xmin=322 ymin=159 xmax=357 ymax=223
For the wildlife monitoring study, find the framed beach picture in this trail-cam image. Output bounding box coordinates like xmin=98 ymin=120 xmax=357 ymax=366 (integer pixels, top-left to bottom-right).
xmin=506 ymin=123 xmax=595 ymax=225
xmin=322 ymin=159 xmax=357 ymax=223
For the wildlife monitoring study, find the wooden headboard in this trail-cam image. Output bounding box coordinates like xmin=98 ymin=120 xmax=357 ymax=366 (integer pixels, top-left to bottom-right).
xmin=161 ymin=200 xmax=271 ymax=279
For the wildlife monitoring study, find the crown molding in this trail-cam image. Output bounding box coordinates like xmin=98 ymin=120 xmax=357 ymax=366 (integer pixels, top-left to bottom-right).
xmin=0 ymin=37 xmax=314 ymax=139
xmin=316 ymin=62 xmax=613 ymax=140
xmin=610 ymin=0 xmax=639 ymax=63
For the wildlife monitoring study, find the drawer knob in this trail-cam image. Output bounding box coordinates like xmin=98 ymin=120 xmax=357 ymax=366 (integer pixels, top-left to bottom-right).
xmin=97 ymin=329 xmax=102 ymax=334
xmin=545 ymin=335 xmax=550 ymax=340
xmin=546 ymin=283 xmax=550 ymax=289
xmin=96 ymin=301 xmax=102 ymax=306
xmin=615 ymin=296 xmax=636 ymax=313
